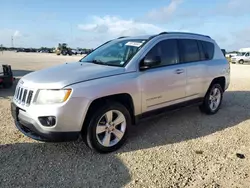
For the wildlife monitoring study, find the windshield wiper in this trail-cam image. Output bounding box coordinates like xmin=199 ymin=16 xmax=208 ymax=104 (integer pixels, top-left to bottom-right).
xmin=91 ymin=59 xmax=106 ymax=65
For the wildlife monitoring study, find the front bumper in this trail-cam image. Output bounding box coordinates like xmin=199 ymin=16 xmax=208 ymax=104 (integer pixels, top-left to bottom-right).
xmin=11 ymin=102 xmax=80 ymax=142
xmin=231 ymin=59 xmax=238 ymax=63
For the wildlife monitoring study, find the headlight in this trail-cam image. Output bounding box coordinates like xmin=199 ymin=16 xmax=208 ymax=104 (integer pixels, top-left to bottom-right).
xmin=34 ymin=89 xmax=72 ymax=104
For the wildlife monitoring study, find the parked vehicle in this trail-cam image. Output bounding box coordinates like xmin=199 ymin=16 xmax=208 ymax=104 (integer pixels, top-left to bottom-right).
xmin=0 ymin=64 xmax=14 ymax=88
xmin=55 ymin=43 xmax=73 ymax=56
xmin=72 ymin=49 xmax=84 ymax=55
xmin=11 ymin=32 xmax=230 ymax=153
xmin=231 ymin=52 xmax=250 ymax=64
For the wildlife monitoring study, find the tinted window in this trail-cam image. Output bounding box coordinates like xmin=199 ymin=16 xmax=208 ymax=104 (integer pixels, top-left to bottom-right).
xmin=245 ymin=52 xmax=249 ymax=57
xmin=197 ymin=40 xmax=206 ymax=61
xmin=201 ymin=41 xmax=214 ymax=60
xmin=178 ymin=39 xmax=200 ymax=63
xmin=145 ymin=39 xmax=179 ymax=67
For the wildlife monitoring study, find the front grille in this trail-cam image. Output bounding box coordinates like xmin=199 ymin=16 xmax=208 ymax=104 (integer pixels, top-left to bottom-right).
xmin=14 ymin=86 xmax=34 ymax=106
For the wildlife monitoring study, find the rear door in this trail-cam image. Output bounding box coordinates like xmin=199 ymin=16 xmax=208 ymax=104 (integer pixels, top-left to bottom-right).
xmin=178 ymin=38 xmax=207 ymax=99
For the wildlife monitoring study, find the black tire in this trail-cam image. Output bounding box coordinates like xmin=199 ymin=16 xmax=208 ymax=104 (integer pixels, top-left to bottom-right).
xmin=84 ymin=101 xmax=131 ymax=153
xmin=199 ymin=83 xmax=223 ymax=115
xmin=239 ymin=60 xmax=244 ymax=64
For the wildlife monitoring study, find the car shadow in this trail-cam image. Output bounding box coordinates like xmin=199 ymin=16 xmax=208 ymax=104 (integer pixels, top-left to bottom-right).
xmin=0 ymin=142 xmax=131 ymax=188
xmin=0 ymin=90 xmax=250 ymax=187
xmin=0 ymin=70 xmax=33 ymax=99
xmin=123 ymin=90 xmax=250 ymax=152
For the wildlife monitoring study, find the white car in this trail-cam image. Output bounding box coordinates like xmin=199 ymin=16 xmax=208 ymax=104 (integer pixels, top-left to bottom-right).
xmin=71 ymin=49 xmax=84 ymax=55
xmin=231 ymin=52 xmax=250 ymax=64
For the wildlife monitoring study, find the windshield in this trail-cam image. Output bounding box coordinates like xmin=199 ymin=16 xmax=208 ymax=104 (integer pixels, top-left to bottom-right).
xmin=237 ymin=52 xmax=246 ymax=56
xmin=80 ymin=39 xmax=147 ymax=67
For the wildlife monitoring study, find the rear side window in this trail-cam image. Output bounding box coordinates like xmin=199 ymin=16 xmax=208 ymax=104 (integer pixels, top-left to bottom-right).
xmin=200 ymin=41 xmax=214 ymax=60
xmin=178 ymin=39 xmax=200 ymax=63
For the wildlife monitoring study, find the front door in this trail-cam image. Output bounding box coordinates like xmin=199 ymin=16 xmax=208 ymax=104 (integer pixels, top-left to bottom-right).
xmin=139 ymin=39 xmax=186 ymax=113
xmin=245 ymin=52 xmax=250 ymax=62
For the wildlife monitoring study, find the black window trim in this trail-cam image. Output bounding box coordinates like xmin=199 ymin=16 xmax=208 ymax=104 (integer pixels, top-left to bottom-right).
xmin=197 ymin=40 xmax=206 ymax=61
xmin=138 ymin=38 xmax=215 ymax=71
xmin=139 ymin=38 xmax=182 ymax=71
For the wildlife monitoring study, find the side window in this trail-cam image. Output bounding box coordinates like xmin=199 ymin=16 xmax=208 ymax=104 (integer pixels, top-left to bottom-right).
xmin=197 ymin=40 xmax=206 ymax=61
xmin=245 ymin=53 xmax=249 ymax=57
xmin=145 ymin=39 xmax=179 ymax=67
xmin=178 ymin=39 xmax=200 ymax=63
xmin=201 ymin=41 xmax=214 ymax=60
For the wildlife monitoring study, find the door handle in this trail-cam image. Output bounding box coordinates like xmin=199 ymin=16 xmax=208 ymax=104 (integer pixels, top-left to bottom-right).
xmin=175 ymin=69 xmax=184 ymax=74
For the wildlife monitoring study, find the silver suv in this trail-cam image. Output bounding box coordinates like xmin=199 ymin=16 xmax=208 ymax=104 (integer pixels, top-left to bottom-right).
xmin=11 ymin=32 xmax=230 ymax=153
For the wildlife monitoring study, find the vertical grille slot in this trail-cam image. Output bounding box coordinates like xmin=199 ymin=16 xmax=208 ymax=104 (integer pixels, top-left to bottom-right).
xmin=19 ymin=88 xmax=23 ymax=101
xmin=22 ymin=89 xmax=27 ymax=103
xmin=16 ymin=87 xmax=20 ymax=100
xmin=26 ymin=91 xmax=33 ymax=105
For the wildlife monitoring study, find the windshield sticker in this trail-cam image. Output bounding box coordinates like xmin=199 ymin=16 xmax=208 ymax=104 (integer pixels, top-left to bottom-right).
xmin=125 ymin=42 xmax=143 ymax=47
xmin=120 ymin=61 xmax=125 ymax=65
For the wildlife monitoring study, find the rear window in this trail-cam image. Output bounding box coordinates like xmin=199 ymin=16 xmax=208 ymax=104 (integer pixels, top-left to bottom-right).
xmin=200 ymin=41 xmax=214 ymax=60
xmin=178 ymin=39 xmax=200 ymax=63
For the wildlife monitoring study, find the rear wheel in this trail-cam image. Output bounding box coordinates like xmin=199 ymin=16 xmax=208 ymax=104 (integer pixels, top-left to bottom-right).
xmin=199 ymin=83 xmax=223 ymax=115
xmin=84 ymin=102 xmax=131 ymax=153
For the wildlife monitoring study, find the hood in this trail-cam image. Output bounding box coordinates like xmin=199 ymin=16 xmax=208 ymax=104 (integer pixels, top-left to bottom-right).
xmin=20 ymin=62 xmax=126 ymax=89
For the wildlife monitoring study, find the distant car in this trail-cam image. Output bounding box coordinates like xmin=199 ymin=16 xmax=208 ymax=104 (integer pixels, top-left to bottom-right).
xmin=85 ymin=49 xmax=93 ymax=54
xmin=71 ymin=49 xmax=84 ymax=55
xmin=71 ymin=49 xmax=77 ymax=55
xmin=39 ymin=50 xmax=50 ymax=53
xmin=231 ymin=52 xmax=250 ymax=64
xmin=16 ymin=49 xmax=25 ymax=52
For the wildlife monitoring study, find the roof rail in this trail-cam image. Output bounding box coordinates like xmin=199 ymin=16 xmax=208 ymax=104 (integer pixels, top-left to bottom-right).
xmin=158 ymin=32 xmax=168 ymax=35
xmin=158 ymin=31 xmax=211 ymax=38
xmin=117 ymin=36 xmax=129 ymax=39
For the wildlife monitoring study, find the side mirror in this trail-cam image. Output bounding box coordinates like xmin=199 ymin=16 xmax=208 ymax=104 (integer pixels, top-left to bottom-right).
xmin=140 ymin=56 xmax=161 ymax=70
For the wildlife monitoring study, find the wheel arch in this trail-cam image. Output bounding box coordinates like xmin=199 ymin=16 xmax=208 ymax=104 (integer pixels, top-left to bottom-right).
xmin=81 ymin=93 xmax=136 ymax=135
xmin=208 ymin=76 xmax=226 ymax=92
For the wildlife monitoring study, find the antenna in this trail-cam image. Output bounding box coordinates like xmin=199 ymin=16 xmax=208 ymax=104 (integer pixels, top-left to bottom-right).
xmin=11 ymin=36 xmax=14 ymax=47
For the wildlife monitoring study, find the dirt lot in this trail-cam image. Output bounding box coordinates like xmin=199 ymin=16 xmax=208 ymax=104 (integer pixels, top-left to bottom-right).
xmin=1 ymin=51 xmax=250 ymax=188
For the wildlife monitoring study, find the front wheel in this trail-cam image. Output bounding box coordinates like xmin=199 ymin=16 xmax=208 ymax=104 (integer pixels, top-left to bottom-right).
xmin=199 ymin=83 xmax=223 ymax=115
xmin=85 ymin=102 xmax=131 ymax=153
xmin=239 ymin=60 xmax=244 ymax=64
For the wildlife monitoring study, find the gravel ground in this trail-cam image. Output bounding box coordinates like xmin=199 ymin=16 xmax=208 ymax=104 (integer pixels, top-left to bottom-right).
xmin=1 ymin=52 xmax=250 ymax=188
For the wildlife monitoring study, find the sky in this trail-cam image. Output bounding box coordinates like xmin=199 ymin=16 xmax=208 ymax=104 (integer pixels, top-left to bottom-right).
xmin=1 ymin=0 xmax=250 ymax=51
